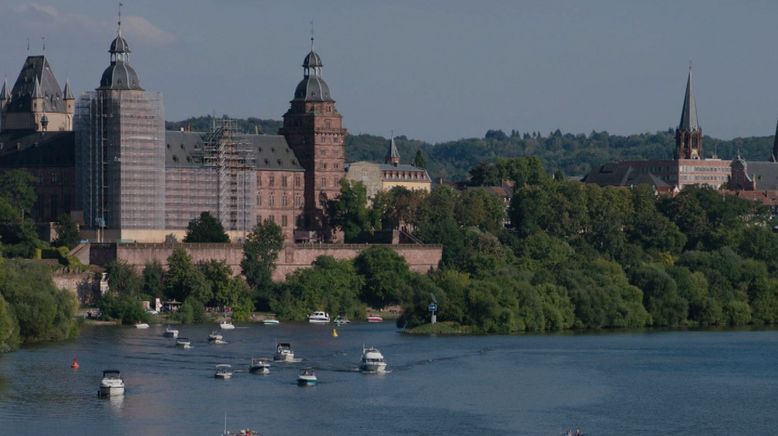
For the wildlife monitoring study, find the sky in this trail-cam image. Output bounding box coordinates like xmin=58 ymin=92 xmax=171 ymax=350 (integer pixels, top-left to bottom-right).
xmin=0 ymin=0 xmax=777 ymax=143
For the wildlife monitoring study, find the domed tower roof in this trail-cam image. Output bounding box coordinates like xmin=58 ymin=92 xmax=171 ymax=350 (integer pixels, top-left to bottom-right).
xmin=98 ymin=18 xmax=142 ymax=91
xmin=293 ymin=37 xmax=332 ymax=102
xmin=109 ymin=35 xmax=131 ymax=54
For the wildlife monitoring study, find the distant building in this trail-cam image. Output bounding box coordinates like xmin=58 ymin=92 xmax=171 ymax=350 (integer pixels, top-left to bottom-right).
xmin=583 ymin=68 xmax=731 ymax=192
xmin=345 ymin=136 xmax=431 ymax=199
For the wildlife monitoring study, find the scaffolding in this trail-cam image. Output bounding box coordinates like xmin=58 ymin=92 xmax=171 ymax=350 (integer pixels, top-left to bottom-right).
xmin=75 ymin=89 xmax=165 ymax=239
xmin=200 ymin=118 xmax=256 ymax=234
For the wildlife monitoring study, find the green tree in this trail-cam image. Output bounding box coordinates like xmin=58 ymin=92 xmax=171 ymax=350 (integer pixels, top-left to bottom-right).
xmin=413 ymin=149 xmax=426 ymax=169
xmin=454 ymin=188 xmax=505 ymax=234
xmin=0 ymin=170 xmax=37 ymax=219
xmin=142 ymin=260 xmax=164 ymax=299
xmin=53 ymin=213 xmax=80 ymax=249
xmin=326 ymin=179 xmax=375 ymax=242
xmin=0 ymin=294 xmax=20 ymax=352
xmin=241 ymin=219 xmax=284 ymax=307
xmin=354 ymin=246 xmax=410 ymax=309
xmin=184 ymin=211 xmax=229 ymax=243
xmin=163 ymin=247 xmax=209 ymax=302
xmin=106 ymin=261 xmax=142 ymax=297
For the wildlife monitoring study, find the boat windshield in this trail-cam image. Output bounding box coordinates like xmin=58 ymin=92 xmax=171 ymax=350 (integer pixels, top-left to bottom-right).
xmin=102 ymin=370 xmax=121 ymax=378
xmin=277 ymin=343 xmax=291 ymax=351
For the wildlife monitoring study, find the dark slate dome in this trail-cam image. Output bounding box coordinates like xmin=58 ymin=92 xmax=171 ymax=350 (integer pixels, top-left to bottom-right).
xmin=99 ymin=62 xmax=142 ymax=90
xmin=110 ymin=35 xmax=131 ymax=54
xmin=294 ymin=76 xmax=331 ymax=101
xmin=303 ymin=50 xmax=323 ymax=68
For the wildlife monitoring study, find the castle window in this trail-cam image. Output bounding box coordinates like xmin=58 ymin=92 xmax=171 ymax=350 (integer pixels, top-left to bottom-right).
xmin=269 ymin=215 xmax=275 ymax=223
xmin=257 ymin=175 xmax=262 ymax=187
xmin=282 ymin=193 xmax=288 ymax=207
xmin=282 ymin=176 xmax=288 ymax=187
xmin=321 ymin=177 xmax=326 ymax=188
xmin=269 ymin=193 xmax=275 ymax=207
xmin=282 ymin=215 xmax=288 ymax=227
xmin=295 ymin=193 xmax=302 ymax=207
xmin=256 ymin=215 xmax=262 ymax=224
xmin=257 ymin=193 xmax=262 ymax=206
xmin=323 ymin=163 xmax=328 ymax=169
xmin=325 ymin=120 xmax=331 ymax=129
xmin=269 ymin=176 xmax=275 ymax=186
xmin=295 ymin=176 xmax=301 ymax=187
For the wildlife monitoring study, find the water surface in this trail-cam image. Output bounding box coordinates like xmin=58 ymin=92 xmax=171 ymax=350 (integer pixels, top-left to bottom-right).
xmin=1 ymin=323 xmax=777 ymax=435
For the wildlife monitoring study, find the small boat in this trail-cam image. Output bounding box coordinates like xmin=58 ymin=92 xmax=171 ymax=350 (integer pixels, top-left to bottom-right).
xmin=360 ymin=346 xmax=388 ymax=373
xmin=297 ymin=367 xmax=317 ymax=386
xmin=98 ymin=369 xmax=125 ymax=397
xmin=308 ymin=311 xmax=330 ymax=324
xmin=220 ymin=321 xmax=236 ymax=330
xmin=134 ymin=322 xmax=150 ymax=329
xmin=367 ymin=315 xmax=383 ymax=323
xmin=333 ymin=315 xmax=350 ymax=326
xmin=214 ymin=364 xmax=233 ymax=379
xmin=262 ymin=319 xmax=279 ymax=326
xmin=176 ymin=337 xmax=192 ymax=349
xmin=208 ymin=331 xmax=227 ymax=344
xmin=163 ymin=326 xmax=179 ymax=338
xmin=274 ymin=342 xmax=295 ymax=362
xmin=249 ymin=358 xmax=271 ymax=375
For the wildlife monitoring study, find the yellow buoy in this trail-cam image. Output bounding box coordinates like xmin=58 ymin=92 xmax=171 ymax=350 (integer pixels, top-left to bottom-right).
xmin=331 ymin=328 xmax=338 ymax=338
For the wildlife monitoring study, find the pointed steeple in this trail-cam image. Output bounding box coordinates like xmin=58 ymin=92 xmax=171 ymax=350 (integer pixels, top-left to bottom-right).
xmin=63 ymin=79 xmax=74 ymax=100
xmin=772 ymin=119 xmax=778 ymax=163
xmin=0 ymin=78 xmax=10 ymax=101
xmin=679 ymin=66 xmax=699 ymax=131
xmin=385 ymin=134 xmax=400 ymax=166
xmin=32 ymin=77 xmax=43 ymax=99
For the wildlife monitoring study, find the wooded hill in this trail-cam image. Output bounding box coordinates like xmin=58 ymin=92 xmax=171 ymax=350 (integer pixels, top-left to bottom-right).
xmin=167 ymin=116 xmax=775 ymax=181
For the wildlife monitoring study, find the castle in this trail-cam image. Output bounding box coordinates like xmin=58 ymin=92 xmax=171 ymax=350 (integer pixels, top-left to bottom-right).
xmin=0 ymin=20 xmax=429 ymax=244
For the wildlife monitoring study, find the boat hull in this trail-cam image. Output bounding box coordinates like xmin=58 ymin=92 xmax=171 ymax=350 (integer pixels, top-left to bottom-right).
xmin=360 ymin=362 xmax=388 ymax=373
xmin=297 ymin=377 xmax=317 ymax=386
xmin=308 ymin=318 xmax=330 ymax=324
xmin=98 ymin=385 xmax=125 ymax=397
xmin=263 ymin=320 xmax=279 ymax=325
xmin=250 ymin=366 xmax=270 ymax=375
xmin=215 ymin=373 xmax=232 ymax=380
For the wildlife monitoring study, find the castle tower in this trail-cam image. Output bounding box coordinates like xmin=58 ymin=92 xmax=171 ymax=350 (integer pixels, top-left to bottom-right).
xmin=0 ymin=55 xmax=73 ymax=132
xmin=280 ymin=36 xmax=347 ymax=234
xmin=675 ymin=67 xmax=702 ymax=160
xmin=75 ymin=12 xmax=165 ymax=241
xmin=385 ymin=135 xmax=400 ymax=166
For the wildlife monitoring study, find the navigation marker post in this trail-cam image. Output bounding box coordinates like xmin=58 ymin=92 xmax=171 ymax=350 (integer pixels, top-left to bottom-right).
xmin=428 ymin=302 xmax=437 ymax=324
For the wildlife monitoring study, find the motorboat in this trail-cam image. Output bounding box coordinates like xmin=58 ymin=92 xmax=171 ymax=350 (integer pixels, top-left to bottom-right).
xmin=333 ymin=315 xmax=351 ymax=326
xmin=360 ymin=346 xmax=388 ymax=373
xmin=214 ymin=364 xmax=233 ymax=380
xmin=163 ymin=326 xmax=179 ymax=338
xmin=297 ymin=367 xmax=317 ymax=386
xmin=308 ymin=311 xmax=330 ymax=324
xmin=134 ymin=322 xmax=150 ymax=329
xmin=98 ymin=370 xmax=125 ymax=397
xmin=220 ymin=320 xmax=236 ymax=330
xmin=208 ymin=331 xmax=227 ymax=344
xmin=262 ymin=319 xmax=279 ymax=326
xmin=249 ymin=358 xmax=271 ymax=375
xmin=367 ymin=315 xmax=384 ymax=323
xmin=176 ymin=337 xmax=192 ymax=349
xmin=274 ymin=342 xmax=295 ymax=362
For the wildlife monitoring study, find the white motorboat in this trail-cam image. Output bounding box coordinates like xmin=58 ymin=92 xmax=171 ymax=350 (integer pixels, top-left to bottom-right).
xmin=360 ymin=346 xmax=388 ymax=373
xmin=274 ymin=342 xmax=295 ymax=362
xmin=134 ymin=322 xmax=150 ymax=329
xmin=249 ymin=358 xmax=271 ymax=375
xmin=297 ymin=367 xmax=317 ymax=386
xmin=367 ymin=315 xmax=383 ymax=323
xmin=176 ymin=337 xmax=192 ymax=349
xmin=208 ymin=331 xmax=227 ymax=344
xmin=333 ymin=315 xmax=351 ymax=326
xmin=163 ymin=326 xmax=179 ymax=338
xmin=220 ymin=321 xmax=236 ymax=330
xmin=214 ymin=364 xmax=233 ymax=379
xmin=308 ymin=311 xmax=330 ymax=324
xmin=98 ymin=369 xmax=125 ymax=397
xmin=262 ymin=319 xmax=279 ymax=326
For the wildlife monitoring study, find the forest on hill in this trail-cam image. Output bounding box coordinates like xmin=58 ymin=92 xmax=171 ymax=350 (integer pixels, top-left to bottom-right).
xmin=167 ymin=116 xmax=776 ymax=181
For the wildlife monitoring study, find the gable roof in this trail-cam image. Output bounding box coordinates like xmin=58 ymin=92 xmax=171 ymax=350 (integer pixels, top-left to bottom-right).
xmin=7 ymin=56 xmax=66 ymax=113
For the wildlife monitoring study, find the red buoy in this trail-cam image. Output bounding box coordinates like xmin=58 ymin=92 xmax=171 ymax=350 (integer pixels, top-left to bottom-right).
xmin=71 ymin=356 xmax=79 ymax=369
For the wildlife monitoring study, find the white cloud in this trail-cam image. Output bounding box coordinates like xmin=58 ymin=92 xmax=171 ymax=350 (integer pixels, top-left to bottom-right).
xmin=9 ymin=2 xmax=174 ymax=45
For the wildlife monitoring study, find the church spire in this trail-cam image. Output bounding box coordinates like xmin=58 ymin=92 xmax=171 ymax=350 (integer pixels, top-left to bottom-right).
xmin=675 ymin=65 xmax=703 ymax=160
xmin=0 ymin=78 xmax=10 ymax=101
xmin=63 ymin=79 xmax=74 ymax=100
xmin=32 ymin=77 xmax=43 ymax=99
xmin=386 ymin=133 xmax=400 ymax=166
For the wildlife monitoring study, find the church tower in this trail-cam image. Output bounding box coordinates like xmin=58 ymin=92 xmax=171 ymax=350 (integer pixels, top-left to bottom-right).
xmin=280 ymin=36 xmax=347 ymax=235
xmin=75 ymin=9 xmax=165 ymax=241
xmin=675 ymin=67 xmax=702 ymax=160
xmin=385 ymin=135 xmax=401 ymax=166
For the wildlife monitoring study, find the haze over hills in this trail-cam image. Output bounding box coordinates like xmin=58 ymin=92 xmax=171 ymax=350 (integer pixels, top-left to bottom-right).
xmin=166 ymin=116 xmax=775 ymax=182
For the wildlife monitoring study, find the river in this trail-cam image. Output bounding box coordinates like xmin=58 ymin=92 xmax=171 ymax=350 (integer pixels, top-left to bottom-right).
xmin=1 ymin=323 xmax=777 ymax=435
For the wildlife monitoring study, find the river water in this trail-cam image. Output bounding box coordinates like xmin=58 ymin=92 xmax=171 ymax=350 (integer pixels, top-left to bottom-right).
xmin=1 ymin=323 xmax=777 ymax=435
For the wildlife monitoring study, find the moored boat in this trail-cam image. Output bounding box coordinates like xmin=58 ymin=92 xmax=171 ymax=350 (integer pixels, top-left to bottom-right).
xmin=262 ymin=319 xmax=279 ymax=326
xmin=308 ymin=311 xmax=330 ymax=324
xmin=208 ymin=331 xmax=227 ymax=344
xmin=176 ymin=337 xmax=192 ymax=349
xmin=333 ymin=315 xmax=350 ymax=326
xmin=220 ymin=320 xmax=236 ymax=330
xmin=163 ymin=326 xmax=179 ymax=338
xmin=98 ymin=369 xmax=125 ymax=397
xmin=297 ymin=367 xmax=317 ymax=386
xmin=249 ymin=358 xmax=271 ymax=375
xmin=215 ymin=364 xmax=233 ymax=379
xmin=366 ymin=315 xmax=383 ymax=323
xmin=360 ymin=346 xmax=388 ymax=373
xmin=274 ymin=342 xmax=295 ymax=362
xmin=134 ymin=322 xmax=150 ymax=329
